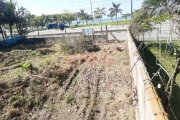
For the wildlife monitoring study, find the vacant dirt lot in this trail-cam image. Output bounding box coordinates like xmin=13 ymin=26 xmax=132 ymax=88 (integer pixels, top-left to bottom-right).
xmin=0 ymin=41 xmax=137 ymax=120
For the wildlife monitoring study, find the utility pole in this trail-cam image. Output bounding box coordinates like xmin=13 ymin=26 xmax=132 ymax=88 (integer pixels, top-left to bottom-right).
xmin=131 ymin=0 xmax=133 ymax=19
xmin=90 ymin=0 xmax=93 ymax=26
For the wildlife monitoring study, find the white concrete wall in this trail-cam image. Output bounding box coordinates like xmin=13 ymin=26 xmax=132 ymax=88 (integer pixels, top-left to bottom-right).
xmin=128 ymin=30 xmax=168 ymax=120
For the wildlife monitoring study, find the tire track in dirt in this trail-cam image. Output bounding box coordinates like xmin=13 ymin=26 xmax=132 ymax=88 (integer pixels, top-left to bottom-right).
xmin=73 ymin=64 xmax=102 ymax=120
xmin=87 ymin=66 xmax=101 ymax=120
xmin=60 ymin=68 xmax=80 ymax=100
xmin=73 ymin=66 xmax=90 ymax=120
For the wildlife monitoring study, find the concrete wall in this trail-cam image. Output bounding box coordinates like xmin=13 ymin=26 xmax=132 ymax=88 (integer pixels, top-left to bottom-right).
xmin=24 ymin=35 xmax=107 ymax=44
xmin=0 ymin=35 xmax=107 ymax=48
xmin=128 ymin=30 xmax=169 ymax=120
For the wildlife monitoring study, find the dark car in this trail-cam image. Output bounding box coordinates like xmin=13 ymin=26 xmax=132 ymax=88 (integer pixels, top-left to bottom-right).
xmin=47 ymin=23 xmax=58 ymax=29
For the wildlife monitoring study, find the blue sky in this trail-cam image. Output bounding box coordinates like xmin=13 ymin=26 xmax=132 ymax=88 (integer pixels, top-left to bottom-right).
xmin=16 ymin=0 xmax=144 ymax=17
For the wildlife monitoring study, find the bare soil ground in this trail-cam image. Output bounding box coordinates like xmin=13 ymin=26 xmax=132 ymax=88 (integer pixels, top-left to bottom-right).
xmin=0 ymin=41 xmax=137 ymax=120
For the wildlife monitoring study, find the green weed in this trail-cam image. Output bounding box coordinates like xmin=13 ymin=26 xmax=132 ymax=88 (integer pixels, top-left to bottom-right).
xmin=65 ymin=94 xmax=73 ymax=104
xmin=22 ymin=61 xmax=31 ymax=70
xmin=72 ymin=78 xmax=77 ymax=88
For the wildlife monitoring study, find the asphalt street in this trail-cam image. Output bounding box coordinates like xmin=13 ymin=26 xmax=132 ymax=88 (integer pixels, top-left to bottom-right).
xmin=1 ymin=22 xmax=180 ymax=42
xmin=28 ymin=25 xmax=128 ymax=41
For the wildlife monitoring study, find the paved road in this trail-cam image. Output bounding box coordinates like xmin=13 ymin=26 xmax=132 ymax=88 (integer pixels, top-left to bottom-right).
xmin=28 ymin=25 xmax=129 ymax=41
xmin=2 ymin=22 xmax=180 ymax=42
xmin=140 ymin=22 xmax=180 ymax=41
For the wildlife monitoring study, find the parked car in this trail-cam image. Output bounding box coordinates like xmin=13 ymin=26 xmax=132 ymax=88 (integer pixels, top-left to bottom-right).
xmin=47 ymin=23 xmax=58 ymax=29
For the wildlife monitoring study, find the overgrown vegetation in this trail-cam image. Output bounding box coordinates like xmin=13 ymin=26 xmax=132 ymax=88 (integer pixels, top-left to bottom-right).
xmin=60 ymin=37 xmax=100 ymax=54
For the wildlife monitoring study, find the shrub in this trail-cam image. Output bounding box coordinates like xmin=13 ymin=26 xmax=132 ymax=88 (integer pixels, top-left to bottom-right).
xmin=60 ymin=36 xmax=100 ymax=54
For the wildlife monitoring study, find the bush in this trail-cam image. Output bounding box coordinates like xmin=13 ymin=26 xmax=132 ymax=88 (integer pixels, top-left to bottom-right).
xmin=60 ymin=36 xmax=100 ymax=54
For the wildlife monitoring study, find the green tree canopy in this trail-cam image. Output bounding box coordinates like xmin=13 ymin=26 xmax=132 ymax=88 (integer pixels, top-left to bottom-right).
xmin=77 ymin=9 xmax=87 ymax=25
xmin=109 ymin=2 xmax=123 ymax=25
xmin=93 ymin=7 xmax=106 ymax=31
xmin=121 ymin=13 xmax=130 ymax=21
xmin=107 ymin=12 xmax=115 ymax=22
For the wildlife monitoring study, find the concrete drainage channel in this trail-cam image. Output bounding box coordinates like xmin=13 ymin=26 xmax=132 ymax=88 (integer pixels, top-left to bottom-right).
xmin=127 ymin=30 xmax=168 ymax=120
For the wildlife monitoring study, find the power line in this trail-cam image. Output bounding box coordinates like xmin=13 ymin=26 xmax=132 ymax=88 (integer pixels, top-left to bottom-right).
xmin=34 ymin=0 xmax=122 ymax=13
xmin=34 ymin=0 xmax=138 ymax=14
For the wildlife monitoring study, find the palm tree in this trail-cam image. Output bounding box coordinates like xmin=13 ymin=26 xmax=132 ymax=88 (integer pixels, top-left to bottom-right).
xmin=0 ymin=0 xmax=6 ymax=40
xmin=40 ymin=14 xmax=51 ymax=26
xmin=142 ymin=0 xmax=180 ymax=16
xmin=109 ymin=2 xmax=123 ymax=25
xmin=63 ymin=11 xmax=75 ymax=26
xmin=52 ymin=14 xmax=58 ymax=24
xmin=94 ymin=15 xmax=101 ymax=22
xmin=18 ymin=6 xmax=30 ymax=35
xmin=26 ymin=13 xmax=35 ymax=28
xmin=84 ymin=14 xmax=92 ymax=25
xmin=57 ymin=14 xmax=66 ymax=24
xmin=34 ymin=17 xmax=40 ymax=29
xmin=121 ymin=13 xmax=130 ymax=21
xmin=19 ymin=6 xmax=28 ymax=18
xmin=107 ymin=12 xmax=115 ymax=22
xmin=93 ymin=7 xmax=106 ymax=31
xmin=4 ymin=1 xmax=16 ymax=37
xmin=77 ymin=9 xmax=87 ymax=25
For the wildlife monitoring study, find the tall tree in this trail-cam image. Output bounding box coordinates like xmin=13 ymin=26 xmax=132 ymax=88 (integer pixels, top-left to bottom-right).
xmin=121 ymin=13 xmax=130 ymax=21
xmin=18 ymin=6 xmax=31 ymax=35
xmin=109 ymin=2 xmax=123 ymax=25
xmin=93 ymin=7 xmax=106 ymax=31
xmin=0 ymin=0 xmax=6 ymax=40
xmin=142 ymin=0 xmax=180 ymax=16
xmin=77 ymin=9 xmax=87 ymax=25
xmin=63 ymin=11 xmax=75 ymax=26
xmin=51 ymin=14 xmax=58 ymax=24
xmin=57 ymin=14 xmax=66 ymax=24
xmin=4 ymin=1 xmax=16 ymax=37
xmin=107 ymin=12 xmax=115 ymax=22
xmin=84 ymin=14 xmax=92 ymax=25
xmin=19 ymin=6 xmax=28 ymax=18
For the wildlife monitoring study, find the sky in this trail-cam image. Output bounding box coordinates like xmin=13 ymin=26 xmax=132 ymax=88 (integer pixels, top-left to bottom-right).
xmin=15 ymin=0 xmax=144 ymax=17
